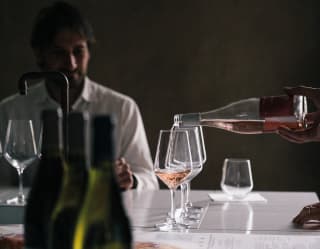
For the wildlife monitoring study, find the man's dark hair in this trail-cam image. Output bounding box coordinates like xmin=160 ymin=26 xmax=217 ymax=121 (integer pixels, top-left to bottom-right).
xmin=30 ymin=1 xmax=96 ymax=51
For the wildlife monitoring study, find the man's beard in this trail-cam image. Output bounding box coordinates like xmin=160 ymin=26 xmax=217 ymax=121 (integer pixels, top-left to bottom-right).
xmin=57 ymin=69 xmax=85 ymax=89
xmin=39 ymin=63 xmax=86 ymax=89
xmin=67 ymin=73 xmax=85 ymax=89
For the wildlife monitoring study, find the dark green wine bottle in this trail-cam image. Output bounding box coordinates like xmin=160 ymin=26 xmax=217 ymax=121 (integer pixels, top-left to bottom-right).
xmin=73 ymin=115 xmax=132 ymax=249
xmin=48 ymin=112 xmax=90 ymax=249
xmin=24 ymin=109 xmax=64 ymax=249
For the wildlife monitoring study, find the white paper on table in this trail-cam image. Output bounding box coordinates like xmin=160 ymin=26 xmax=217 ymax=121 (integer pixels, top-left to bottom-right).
xmin=208 ymin=192 xmax=267 ymax=203
xmin=134 ymin=230 xmax=211 ymax=249
xmin=133 ymin=230 xmax=320 ymax=249
xmin=0 ymin=224 xmax=23 ymax=236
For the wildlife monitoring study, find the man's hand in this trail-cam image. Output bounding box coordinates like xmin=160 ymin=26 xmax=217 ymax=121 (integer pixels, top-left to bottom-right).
xmin=278 ymin=124 xmax=320 ymax=143
xmin=115 ymin=157 xmax=134 ymax=190
xmin=292 ymin=202 xmax=320 ymax=229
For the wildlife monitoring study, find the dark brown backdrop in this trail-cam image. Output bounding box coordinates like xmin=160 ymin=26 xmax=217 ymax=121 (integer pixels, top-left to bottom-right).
xmin=1 ymin=0 xmax=320 ymax=193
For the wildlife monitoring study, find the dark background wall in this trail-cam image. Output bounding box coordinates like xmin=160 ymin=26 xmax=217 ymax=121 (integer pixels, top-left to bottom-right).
xmin=1 ymin=0 xmax=320 ymax=193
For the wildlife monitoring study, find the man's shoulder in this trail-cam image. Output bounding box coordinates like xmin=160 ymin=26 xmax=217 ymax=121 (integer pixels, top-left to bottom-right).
xmin=87 ymin=79 xmax=136 ymax=105
xmin=0 ymin=83 xmax=44 ymax=111
xmin=0 ymin=92 xmax=20 ymax=106
xmin=0 ymin=83 xmax=43 ymax=104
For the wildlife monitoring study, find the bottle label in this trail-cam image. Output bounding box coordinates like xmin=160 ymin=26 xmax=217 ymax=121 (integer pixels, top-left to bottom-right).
xmin=260 ymin=95 xmax=293 ymax=118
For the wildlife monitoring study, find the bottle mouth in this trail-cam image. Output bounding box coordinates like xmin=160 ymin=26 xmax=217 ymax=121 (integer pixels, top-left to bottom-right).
xmin=173 ymin=114 xmax=180 ymax=126
xmin=174 ymin=113 xmax=200 ymax=127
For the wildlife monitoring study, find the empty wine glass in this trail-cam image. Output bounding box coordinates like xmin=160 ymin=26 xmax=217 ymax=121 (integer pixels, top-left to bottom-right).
xmin=4 ymin=119 xmax=40 ymax=205
xmin=178 ymin=126 xmax=206 ymax=224
xmin=154 ymin=129 xmax=192 ymax=231
xmin=220 ymin=158 xmax=253 ymax=200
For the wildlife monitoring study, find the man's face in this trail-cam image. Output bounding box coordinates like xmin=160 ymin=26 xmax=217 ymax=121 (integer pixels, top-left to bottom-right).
xmin=37 ymin=29 xmax=90 ymax=89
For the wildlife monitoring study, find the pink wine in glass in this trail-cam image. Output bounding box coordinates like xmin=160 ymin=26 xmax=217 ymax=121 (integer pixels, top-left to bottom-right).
xmin=155 ymin=169 xmax=191 ymax=189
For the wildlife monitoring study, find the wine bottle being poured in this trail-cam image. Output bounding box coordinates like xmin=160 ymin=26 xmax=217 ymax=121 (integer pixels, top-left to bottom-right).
xmin=174 ymin=95 xmax=308 ymax=134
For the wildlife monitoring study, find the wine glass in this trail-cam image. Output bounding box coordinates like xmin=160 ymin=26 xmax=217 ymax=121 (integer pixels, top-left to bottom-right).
xmin=154 ymin=129 xmax=193 ymax=231
xmin=220 ymin=158 xmax=253 ymax=200
xmin=178 ymin=126 xmax=206 ymax=224
xmin=4 ymin=119 xmax=40 ymax=205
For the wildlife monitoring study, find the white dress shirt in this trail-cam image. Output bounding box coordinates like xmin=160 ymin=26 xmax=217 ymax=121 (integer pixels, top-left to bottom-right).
xmin=0 ymin=77 xmax=159 ymax=190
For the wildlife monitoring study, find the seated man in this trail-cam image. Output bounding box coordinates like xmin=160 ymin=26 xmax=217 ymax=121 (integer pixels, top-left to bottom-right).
xmin=0 ymin=1 xmax=158 ymax=190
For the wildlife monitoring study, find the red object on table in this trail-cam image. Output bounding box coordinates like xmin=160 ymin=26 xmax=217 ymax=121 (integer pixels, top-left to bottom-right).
xmin=0 ymin=234 xmax=23 ymax=249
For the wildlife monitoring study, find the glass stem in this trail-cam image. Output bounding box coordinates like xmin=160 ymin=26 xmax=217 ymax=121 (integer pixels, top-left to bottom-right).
xmin=169 ymin=189 xmax=177 ymax=224
xmin=180 ymin=183 xmax=187 ymax=215
xmin=185 ymin=181 xmax=192 ymax=209
xmin=17 ymin=168 xmax=25 ymax=203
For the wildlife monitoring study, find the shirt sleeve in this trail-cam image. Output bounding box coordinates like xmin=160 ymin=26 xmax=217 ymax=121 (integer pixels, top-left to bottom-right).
xmin=118 ymin=98 xmax=159 ymax=190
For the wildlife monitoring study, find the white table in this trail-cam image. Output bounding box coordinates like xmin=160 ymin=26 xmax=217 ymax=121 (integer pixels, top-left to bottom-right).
xmin=0 ymin=188 xmax=319 ymax=234
xmin=123 ymin=189 xmax=320 ymax=235
xmin=1 ymin=189 xmax=320 ymax=248
xmin=123 ymin=190 xmax=320 ymax=248
xmin=0 ymin=188 xmax=27 ymax=224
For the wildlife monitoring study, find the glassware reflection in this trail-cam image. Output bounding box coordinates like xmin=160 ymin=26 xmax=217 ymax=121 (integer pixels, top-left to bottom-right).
xmin=221 ymin=202 xmax=253 ymax=234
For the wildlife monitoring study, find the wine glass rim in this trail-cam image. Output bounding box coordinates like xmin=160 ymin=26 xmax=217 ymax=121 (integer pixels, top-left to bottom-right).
xmin=8 ymin=119 xmax=33 ymax=121
xmin=160 ymin=129 xmax=189 ymax=133
xmin=224 ymin=158 xmax=251 ymax=162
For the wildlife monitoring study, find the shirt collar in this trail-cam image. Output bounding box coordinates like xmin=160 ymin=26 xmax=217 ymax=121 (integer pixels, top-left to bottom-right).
xmin=33 ymin=81 xmax=52 ymax=105
xmin=81 ymin=76 xmax=92 ymax=103
xmin=34 ymin=76 xmax=94 ymax=106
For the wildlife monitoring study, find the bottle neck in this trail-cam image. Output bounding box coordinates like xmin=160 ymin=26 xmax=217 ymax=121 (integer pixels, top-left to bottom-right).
xmin=93 ymin=160 xmax=113 ymax=172
xmin=174 ymin=98 xmax=261 ymax=127
xmin=41 ymin=109 xmax=63 ymax=156
xmin=68 ymin=153 xmax=89 ymax=171
xmin=174 ymin=113 xmax=201 ymax=127
xmin=67 ymin=112 xmax=90 ymax=166
xmin=41 ymin=134 xmax=63 ymax=157
xmin=92 ymin=115 xmax=114 ymax=167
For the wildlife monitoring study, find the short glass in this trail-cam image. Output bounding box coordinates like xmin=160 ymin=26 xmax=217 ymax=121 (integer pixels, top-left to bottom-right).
xmin=220 ymin=158 xmax=253 ymax=200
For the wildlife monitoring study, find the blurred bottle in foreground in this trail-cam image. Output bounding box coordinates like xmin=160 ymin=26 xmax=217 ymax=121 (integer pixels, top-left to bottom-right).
xmin=174 ymin=95 xmax=309 ymax=134
xmin=48 ymin=112 xmax=90 ymax=249
xmin=73 ymin=115 xmax=132 ymax=249
xmin=24 ymin=109 xmax=64 ymax=249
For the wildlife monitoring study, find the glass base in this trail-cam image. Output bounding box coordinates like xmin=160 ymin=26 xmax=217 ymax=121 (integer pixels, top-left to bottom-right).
xmin=175 ymin=208 xmax=202 ymax=226
xmin=186 ymin=205 xmax=204 ymax=213
xmin=6 ymin=196 xmax=26 ymax=206
xmin=177 ymin=216 xmax=200 ymax=226
xmin=156 ymin=221 xmax=188 ymax=232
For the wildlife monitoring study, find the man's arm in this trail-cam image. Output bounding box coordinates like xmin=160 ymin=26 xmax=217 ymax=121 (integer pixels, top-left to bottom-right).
xmin=116 ymin=98 xmax=159 ymax=190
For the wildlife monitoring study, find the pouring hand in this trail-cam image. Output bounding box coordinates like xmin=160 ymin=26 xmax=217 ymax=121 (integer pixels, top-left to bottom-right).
xmin=278 ymin=124 xmax=320 ymax=143
xmin=278 ymin=86 xmax=320 ymax=143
